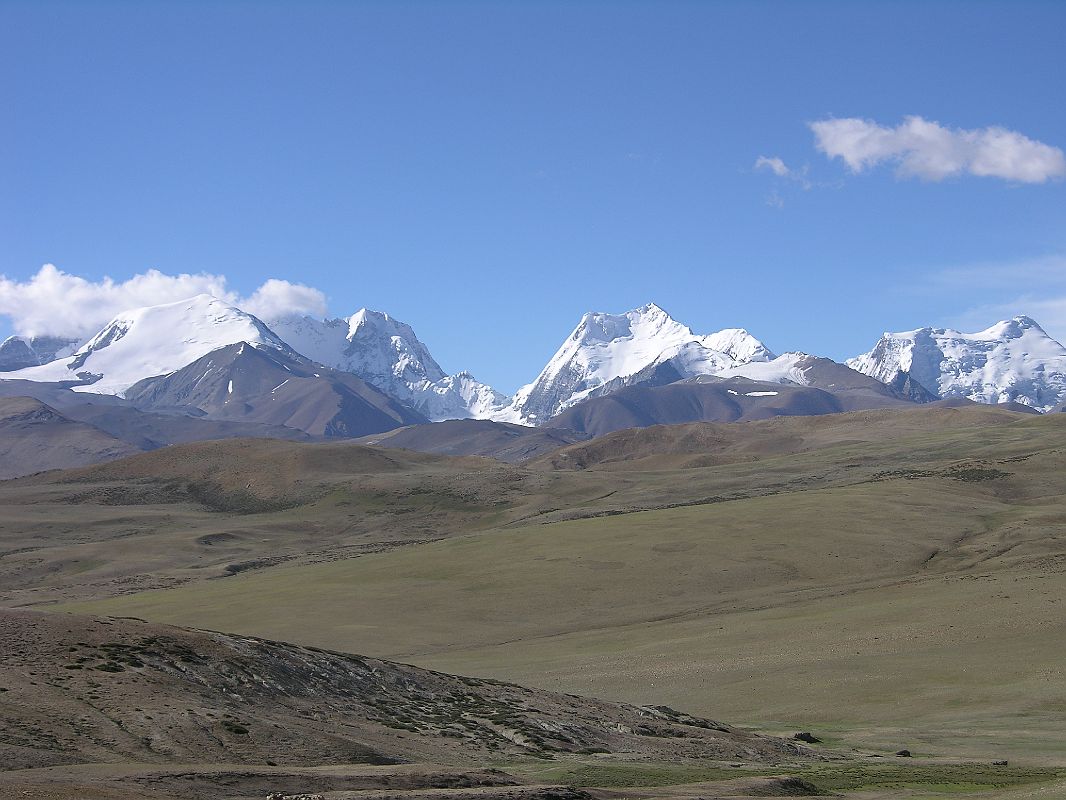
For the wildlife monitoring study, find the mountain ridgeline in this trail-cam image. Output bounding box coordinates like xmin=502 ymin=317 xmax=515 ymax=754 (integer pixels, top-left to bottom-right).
xmin=2 ymin=295 xmax=1066 ymax=476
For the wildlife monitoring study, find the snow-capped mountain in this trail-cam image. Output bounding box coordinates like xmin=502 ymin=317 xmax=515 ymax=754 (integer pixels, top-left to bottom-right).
xmin=847 ymin=316 xmax=1066 ymax=411
xmin=496 ymin=303 xmax=775 ymax=424
xmin=0 ymin=335 xmax=80 ymax=372
xmin=266 ymin=310 xmax=506 ymax=421
xmin=3 ymin=295 xmax=292 ymax=396
xmin=124 ymin=341 xmax=426 ymax=437
xmin=3 ymin=293 xmax=1059 ymax=440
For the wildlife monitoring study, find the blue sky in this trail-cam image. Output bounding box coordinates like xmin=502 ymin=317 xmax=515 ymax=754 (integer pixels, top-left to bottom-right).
xmin=2 ymin=0 xmax=1065 ymax=392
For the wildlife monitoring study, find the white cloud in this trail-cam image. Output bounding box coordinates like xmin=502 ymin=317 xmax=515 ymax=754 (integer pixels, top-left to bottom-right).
xmin=754 ymin=155 xmax=792 ymax=177
xmin=810 ymin=116 xmax=1066 ymax=183
xmin=240 ymin=278 xmax=328 ymax=322
xmin=0 ymin=264 xmax=327 ymax=340
xmin=753 ymin=156 xmax=820 ymax=199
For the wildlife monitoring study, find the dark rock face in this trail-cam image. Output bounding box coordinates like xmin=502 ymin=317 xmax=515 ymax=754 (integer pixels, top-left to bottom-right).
xmin=887 ymin=370 xmax=940 ymax=403
xmin=124 ymin=342 xmax=427 ymax=438
xmin=0 ymin=335 xmax=79 ymax=371
xmin=545 ymin=376 xmax=917 ymax=438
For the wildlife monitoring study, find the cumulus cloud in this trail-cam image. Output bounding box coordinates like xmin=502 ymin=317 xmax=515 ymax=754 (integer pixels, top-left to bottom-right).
xmin=0 ymin=265 xmax=327 ymax=340
xmin=810 ymin=116 xmax=1066 ymax=183
xmin=754 ymin=155 xmax=793 ymax=177
xmin=240 ymin=278 xmax=328 ymax=322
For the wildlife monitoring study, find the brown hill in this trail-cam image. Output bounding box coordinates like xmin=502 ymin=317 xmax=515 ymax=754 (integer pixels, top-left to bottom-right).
xmin=125 ymin=342 xmax=426 ymax=437
xmin=544 ymin=375 xmax=916 ymax=438
xmin=536 ymin=403 xmax=1038 ymax=470
xmin=357 ymin=419 xmax=587 ymax=463
xmin=0 ymin=609 xmax=810 ymax=774
xmin=0 ymin=397 xmax=140 ymax=479
xmin=0 ymin=378 xmax=312 ymax=470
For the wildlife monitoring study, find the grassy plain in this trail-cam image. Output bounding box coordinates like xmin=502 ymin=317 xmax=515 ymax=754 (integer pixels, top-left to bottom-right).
xmin=51 ymin=407 xmax=1066 ymax=765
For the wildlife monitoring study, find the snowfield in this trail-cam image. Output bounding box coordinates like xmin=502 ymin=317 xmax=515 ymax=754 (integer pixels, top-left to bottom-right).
xmin=848 ymin=316 xmax=1066 ymax=411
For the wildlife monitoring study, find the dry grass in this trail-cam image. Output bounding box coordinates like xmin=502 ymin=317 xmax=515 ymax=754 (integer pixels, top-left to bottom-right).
xmin=44 ymin=407 xmax=1066 ymax=763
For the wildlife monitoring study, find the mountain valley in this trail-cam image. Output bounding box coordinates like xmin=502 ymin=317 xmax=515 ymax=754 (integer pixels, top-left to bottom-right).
xmin=3 ymin=300 xmax=1066 ymax=799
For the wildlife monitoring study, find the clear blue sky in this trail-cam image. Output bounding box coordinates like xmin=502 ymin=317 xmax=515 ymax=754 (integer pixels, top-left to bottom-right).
xmin=3 ymin=0 xmax=1065 ymax=392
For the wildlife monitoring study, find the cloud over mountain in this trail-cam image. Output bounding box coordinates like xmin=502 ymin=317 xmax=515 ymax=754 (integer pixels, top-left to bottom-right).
xmin=0 ymin=265 xmax=326 ymax=339
xmin=810 ymin=115 xmax=1066 ymax=183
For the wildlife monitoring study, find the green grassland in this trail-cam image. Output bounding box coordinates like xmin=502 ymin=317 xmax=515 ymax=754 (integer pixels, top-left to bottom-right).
xmin=502 ymin=757 xmax=1066 ymax=796
xmin=50 ymin=408 xmax=1066 ymax=767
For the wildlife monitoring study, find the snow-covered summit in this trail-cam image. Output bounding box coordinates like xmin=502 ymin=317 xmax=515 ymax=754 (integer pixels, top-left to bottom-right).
xmin=847 ymin=315 xmax=1066 ymax=411
xmin=702 ymin=327 xmax=776 ymax=363
xmin=266 ymin=310 xmax=506 ymax=421
xmin=496 ymin=303 xmax=775 ymax=424
xmin=270 ymin=309 xmax=446 ymax=385
xmin=3 ymin=294 xmax=291 ymax=396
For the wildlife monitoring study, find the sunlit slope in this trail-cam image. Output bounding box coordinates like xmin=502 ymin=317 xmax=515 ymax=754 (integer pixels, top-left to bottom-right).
xmin=4 ymin=405 xmax=1040 ymax=607
xmin=68 ymin=409 xmax=1066 ymax=758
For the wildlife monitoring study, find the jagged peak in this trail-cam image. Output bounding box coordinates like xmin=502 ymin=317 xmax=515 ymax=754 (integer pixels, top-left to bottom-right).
xmin=569 ymin=303 xmax=691 ymax=346
xmin=631 ymin=301 xmax=671 ymax=318
xmin=349 ymin=307 xmax=392 ymax=325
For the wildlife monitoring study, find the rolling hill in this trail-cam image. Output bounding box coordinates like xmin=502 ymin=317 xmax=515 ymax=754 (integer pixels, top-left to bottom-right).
xmin=355 ymin=419 xmax=588 ymax=463
xmin=26 ymin=405 xmax=1062 ymax=764
xmin=0 ymin=396 xmax=140 ymax=478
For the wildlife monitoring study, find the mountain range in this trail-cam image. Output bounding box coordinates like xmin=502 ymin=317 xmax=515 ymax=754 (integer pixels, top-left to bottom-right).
xmin=2 ymin=294 xmax=1065 ymax=476
xmin=494 ymin=303 xmax=776 ymax=424
xmin=846 ymin=315 xmax=1066 ymax=411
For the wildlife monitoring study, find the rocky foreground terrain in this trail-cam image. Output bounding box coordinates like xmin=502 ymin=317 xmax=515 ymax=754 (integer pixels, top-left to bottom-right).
xmin=0 ymin=609 xmax=816 ymax=799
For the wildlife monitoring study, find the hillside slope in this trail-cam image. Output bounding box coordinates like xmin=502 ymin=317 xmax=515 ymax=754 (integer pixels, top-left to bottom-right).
xmin=125 ymin=342 xmax=426 ymax=437
xmin=57 ymin=407 xmax=1066 ymax=759
xmin=545 ymin=374 xmax=917 ymax=437
xmin=356 ymin=419 xmax=587 ymax=463
xmin=0 ymin=609 xmax=807 ymax=772
xmin=0 ymin=397 xmax=140 ymax=478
